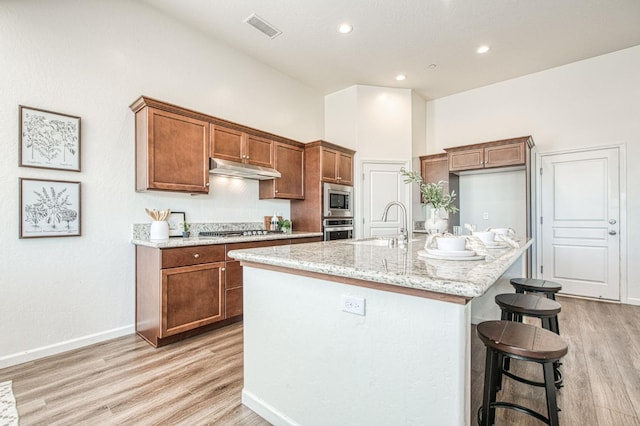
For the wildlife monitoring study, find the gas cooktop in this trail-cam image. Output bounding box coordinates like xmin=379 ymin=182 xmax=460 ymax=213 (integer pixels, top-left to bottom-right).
xmin=198 ymin=230 xmax=281 ymax=238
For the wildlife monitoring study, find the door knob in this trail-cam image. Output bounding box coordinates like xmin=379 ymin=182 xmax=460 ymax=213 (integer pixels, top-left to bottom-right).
xmin=609 ymin=219 xmax=617 ymax=225
xmin=609 ymin=230 xmax=617 ymax=235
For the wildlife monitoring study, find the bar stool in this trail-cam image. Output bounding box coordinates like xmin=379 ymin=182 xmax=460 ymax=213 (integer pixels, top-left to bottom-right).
xmin=495 ymin=293 xmax=563 ymax=388
xmin=477 ymin=320 xmax=568 ymax=426
xmin=510 ymin=278 xmax=562 ymax=300
xmin=495 ymin=293 xmax=561 ymax=334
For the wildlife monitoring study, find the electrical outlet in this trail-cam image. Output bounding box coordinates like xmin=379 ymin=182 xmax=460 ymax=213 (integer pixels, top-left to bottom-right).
xmin=483 ymin=212 xmax=489 ymax=220
xmin=341 ymin=295 xmax=366 ymax=316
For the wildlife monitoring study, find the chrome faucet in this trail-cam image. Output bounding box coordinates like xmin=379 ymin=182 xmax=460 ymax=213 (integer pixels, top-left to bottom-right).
xmin=381 ymin=201 xmax=408 ymax=242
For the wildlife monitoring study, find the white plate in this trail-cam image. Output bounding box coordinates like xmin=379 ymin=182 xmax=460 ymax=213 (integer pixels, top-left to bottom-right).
xmin=484 ymin=241 xmax=507 ymax=248
xmin=418 ymin=250 xmax=485 ymax=261
xmin=425 ymin=248 xmax=476 ymax=257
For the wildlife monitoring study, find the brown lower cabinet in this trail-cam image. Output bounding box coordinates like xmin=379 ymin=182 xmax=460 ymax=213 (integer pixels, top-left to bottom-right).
xmin=136 ymin=236 xmax=322 ymax=347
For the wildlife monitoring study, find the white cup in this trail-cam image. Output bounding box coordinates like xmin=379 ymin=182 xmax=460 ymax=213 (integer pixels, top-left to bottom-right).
xmin=492 ymin=228 xmax=515 ymax=237
xmin=473 ymin=231 xmax=496 ymax=245
xmin=436 ymin=236 xmax=466 ymax=252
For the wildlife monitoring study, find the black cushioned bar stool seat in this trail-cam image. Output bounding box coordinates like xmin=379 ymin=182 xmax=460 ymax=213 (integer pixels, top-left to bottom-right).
xmin=477 ymin=320 xmax=568 ymax=426
xmin=510 ymin=278 xmax=562 ymax=300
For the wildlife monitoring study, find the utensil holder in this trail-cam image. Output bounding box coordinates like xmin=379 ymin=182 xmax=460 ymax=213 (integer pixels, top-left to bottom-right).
xmin=150 ymin=221 xmax=169 ymax=240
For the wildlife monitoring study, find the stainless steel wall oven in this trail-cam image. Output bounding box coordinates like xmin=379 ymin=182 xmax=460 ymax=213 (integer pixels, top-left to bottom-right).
xmin=323 ymin=218 xmax=354 ymax=241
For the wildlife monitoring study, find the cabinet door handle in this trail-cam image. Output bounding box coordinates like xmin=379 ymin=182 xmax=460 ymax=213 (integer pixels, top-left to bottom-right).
xmin=221 ymin=267 xmax=226 ymax=272
xmin=193 ymin=253 xmax=200 ymax=259
xmin=275 ymin=189 xmax=278 ymax=193
xmin=609 ymin=230 xmax=617 ymax=235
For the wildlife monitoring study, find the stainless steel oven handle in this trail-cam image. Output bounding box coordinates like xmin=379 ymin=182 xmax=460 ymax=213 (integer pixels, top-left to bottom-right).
xmin=324 ymin=226 xmax=354 ymax=232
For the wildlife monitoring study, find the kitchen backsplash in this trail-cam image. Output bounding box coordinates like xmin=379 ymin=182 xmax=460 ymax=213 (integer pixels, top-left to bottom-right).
xmin=132 ymin=222 xmax=265 ymax=240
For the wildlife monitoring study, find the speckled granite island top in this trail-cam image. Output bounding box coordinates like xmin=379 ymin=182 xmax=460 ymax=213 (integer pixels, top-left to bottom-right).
xmin=229 ymin=235 xmax=532 ymax=300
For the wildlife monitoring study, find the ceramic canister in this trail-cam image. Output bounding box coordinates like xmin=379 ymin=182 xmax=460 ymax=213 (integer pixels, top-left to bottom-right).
xmin=150 ymin=220 xmax=169 ymax=240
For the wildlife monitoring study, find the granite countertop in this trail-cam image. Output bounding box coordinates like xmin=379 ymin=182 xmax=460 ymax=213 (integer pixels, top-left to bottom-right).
xmin=131 ymin=231 xmax=323 ymax=248
xmin=228 ymin=235 xmax=533 ymax=299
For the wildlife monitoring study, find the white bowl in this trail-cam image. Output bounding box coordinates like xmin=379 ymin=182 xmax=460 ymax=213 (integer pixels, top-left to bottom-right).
xmin=473 ymin=231 xmax=496 ymax=244
xmin=436 ymin=236 xmax=466 ymax=252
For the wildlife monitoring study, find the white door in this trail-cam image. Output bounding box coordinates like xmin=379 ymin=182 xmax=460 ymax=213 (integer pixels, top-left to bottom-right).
xmin=540 ymin=147 xmax=620 ymax=300
xmin=362 ymin=161 xmax=409 ymax=238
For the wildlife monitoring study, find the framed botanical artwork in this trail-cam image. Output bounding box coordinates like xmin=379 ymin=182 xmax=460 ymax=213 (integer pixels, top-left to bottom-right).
xmin=19 ymin=105 xmax=81 ymax=171
xmin=168 ymin=211 xmax=186 ymax=237
xmin=20 ymin=178 xmax=81 ymax=238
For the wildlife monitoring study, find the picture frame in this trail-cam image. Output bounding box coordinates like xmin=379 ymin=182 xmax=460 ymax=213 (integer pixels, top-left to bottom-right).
xmin=20 ymin=178 xmax=81 ymax=238
xmin=19 ymin=105 xmax=81 ymax=171
xmin=168 ymin=211 xmax=186 ymax=237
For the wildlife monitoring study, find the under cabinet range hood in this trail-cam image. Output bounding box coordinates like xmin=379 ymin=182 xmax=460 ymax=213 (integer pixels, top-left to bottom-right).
xmin=209 ymin=158 xmax=281 ymax=180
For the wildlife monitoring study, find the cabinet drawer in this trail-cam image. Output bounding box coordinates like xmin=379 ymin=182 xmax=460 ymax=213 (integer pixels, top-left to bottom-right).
xmin=162 ymin=245 xmax=225 ymax=268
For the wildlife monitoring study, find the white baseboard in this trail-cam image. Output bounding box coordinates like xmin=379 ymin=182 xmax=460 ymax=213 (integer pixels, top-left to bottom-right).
xmin=242 ymin=388 xmax=298 ymax=426
xmin=626 ymin=297 xmax=640 ymax=306
xmin=0 ymin=325 xmax=135 ymax=369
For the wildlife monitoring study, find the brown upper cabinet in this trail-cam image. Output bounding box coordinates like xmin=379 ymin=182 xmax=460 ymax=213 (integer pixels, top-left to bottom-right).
xmin=131 ymin=96 xmax=305 ymax=195
xmin=131 ymin=98 xmax=210 ymax=193
xmin=320 ymin=145 xmax=354 ymax=185
xmin=445 ymin=136 xmax=533 ymax=172
xmin=259 ymin=142 xmax=304 ymax=200
xmin=211 ymin=126 xmax=274 ymax=168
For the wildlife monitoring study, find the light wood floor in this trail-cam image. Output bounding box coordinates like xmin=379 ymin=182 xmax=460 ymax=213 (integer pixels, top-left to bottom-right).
xmin=1 ymin=296 xmax=638 ymax=425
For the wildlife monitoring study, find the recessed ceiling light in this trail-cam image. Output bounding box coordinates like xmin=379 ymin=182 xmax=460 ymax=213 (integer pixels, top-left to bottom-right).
xmin=395 ymin=74 xmax=406 ymax=81
xmin=337 ymin=23 xmax=353 ymax=34
xmin=477 ymin=45 xmax=491 ymax=54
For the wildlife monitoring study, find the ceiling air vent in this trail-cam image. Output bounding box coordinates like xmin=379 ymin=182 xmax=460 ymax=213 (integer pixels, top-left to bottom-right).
xmin=243 ymin=13 xmax=282 ymax=39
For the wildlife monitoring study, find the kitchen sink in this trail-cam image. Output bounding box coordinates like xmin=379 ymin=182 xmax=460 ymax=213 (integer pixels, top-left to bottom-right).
xmin=347 ymin=237 xmax=420 ymax=246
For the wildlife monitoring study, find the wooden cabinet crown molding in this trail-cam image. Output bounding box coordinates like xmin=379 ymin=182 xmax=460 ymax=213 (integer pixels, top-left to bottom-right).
xmin=130 ymin=96 xmax=304 ymax=149
xmin=443 ymin=135 xmax=534 ymax=153
xmin=305 ymin=139 xmax=356 ymax=155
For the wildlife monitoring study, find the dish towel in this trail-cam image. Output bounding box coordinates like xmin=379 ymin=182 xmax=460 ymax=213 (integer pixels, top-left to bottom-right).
xmin=0 ymin=381 xmax=19 ymax=426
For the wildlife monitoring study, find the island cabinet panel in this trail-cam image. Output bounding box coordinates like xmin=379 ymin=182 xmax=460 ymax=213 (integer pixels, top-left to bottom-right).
xmin=134 ymin=106 xmax=210 ymax=193
xmin=445 ymin=136 xmax=531 ymax=172
xmin=161 ymin=262 xmax=224 ymax=337
xmin=211 ymin=125 xmax=274 ymax=168
xmin=260 ymin=142 xmax=304 ymax=199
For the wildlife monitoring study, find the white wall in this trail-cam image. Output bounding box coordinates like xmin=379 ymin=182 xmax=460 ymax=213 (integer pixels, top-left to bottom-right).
xmin=325 ymin=85 xmax=420 ymax=238
xmin=426 ymin=45 xmax=640 ymax=304
xmin=0 ymin=0 xmax=323 ymax=366
xmin=458 ymin=171 xmax=527 ymax=236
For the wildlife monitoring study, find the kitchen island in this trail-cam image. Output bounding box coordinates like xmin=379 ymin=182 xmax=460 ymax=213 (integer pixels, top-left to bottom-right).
xmin=229 ymin=235 xmax=532 ymax=426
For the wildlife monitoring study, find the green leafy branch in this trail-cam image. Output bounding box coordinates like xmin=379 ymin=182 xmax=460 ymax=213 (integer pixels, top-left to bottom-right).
xmin=400 ymin=167 xmax=459 ymax=214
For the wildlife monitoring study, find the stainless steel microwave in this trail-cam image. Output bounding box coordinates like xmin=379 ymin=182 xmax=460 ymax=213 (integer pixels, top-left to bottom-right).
xmin=323 ymin=183 xmax=353 ymax=218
